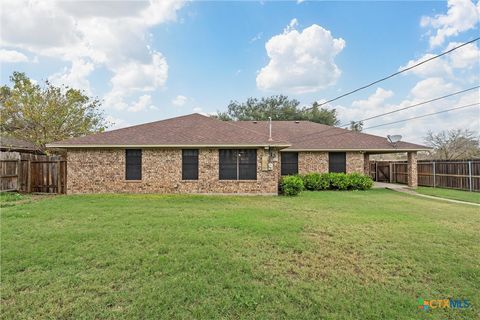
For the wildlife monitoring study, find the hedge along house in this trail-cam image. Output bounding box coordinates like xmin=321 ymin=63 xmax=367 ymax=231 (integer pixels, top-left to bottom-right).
xmin=47 ymin=113 xmax=428 ymax=194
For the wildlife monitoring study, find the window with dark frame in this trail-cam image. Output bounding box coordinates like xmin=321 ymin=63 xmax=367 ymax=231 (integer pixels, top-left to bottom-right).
xmin=125 ymin=149 xmax=142 ymax=180
xmin=329 ymin=152 xmax=346 ymax=173
xmin=219 ymin=149 xmax=257 ymax=180
xmin=182 ymin=149 xmax=199 ymax=180
xmin=281 ymin=152 xmax=298 ymax=176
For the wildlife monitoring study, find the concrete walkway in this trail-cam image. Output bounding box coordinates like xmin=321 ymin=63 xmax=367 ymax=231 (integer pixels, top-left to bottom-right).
xmin=373 ymin=182 xmax=480 ymax=207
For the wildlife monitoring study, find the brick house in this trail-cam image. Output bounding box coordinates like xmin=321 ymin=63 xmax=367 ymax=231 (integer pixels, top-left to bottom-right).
xmin=47 ymin=113 xmax=428 ymax=194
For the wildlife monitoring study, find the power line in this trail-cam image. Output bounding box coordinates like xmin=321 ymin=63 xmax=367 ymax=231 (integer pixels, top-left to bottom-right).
xmin=293 ymin=102 xmax=479 ymax=143
xmin=307 ymin=37 xmax=480 ymax=109
xmin=363 ymin=102 xmax=479 ymax=130
xmin=346 ymin=86 xmax=479 ymax=127
xmin=293 ymin=87 xmax=479 ymax=142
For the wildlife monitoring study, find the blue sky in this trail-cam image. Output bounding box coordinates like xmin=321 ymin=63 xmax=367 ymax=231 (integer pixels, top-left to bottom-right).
xmin=1 ymin=0 xmax=479 ymax=143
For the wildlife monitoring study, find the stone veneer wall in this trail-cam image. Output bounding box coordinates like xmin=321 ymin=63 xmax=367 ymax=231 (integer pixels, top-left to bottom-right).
xmin=66 ymin=148 xmax=279 ymax=194
xmin=298 ymin=152 xmax=328 ymax=174
xmin=297 ymin=151 xmax=365 ymax=175
xmin=346 ymin=152 xmax=365 ymax=174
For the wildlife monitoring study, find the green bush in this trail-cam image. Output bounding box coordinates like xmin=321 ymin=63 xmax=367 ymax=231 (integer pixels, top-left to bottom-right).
xmin=281 ymin=175 xmax=304 ymax=196
xmin=329 ymin=173 xmax=349 ymax=190
xmin=347 ymin=173 xmax=374 ymax=190
xmin=298 ymin=173 xmax=373 ymax=191
xmin=303 ymin=173 xmax=330 ymax=191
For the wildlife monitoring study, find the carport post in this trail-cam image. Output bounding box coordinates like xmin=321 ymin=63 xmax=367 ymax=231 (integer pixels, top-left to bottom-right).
xmin=407 ymin=151 xmax=418 ymax=189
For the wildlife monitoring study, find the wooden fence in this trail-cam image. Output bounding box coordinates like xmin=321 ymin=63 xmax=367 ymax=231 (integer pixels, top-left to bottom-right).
xmin=370 ymin=159 xmax=480 ymax=192
xmin=0 ymin=153 xmax=66 ymax=194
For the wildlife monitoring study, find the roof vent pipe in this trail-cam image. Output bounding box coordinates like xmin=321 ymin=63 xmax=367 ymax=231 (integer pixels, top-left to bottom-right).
xmin=268 ymin=117 xmax=273 ymax=141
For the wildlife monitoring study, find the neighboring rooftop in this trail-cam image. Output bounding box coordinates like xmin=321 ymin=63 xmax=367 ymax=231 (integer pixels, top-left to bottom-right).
xmin=0 ymin=135 xmax=41 ymax=153
xmin=47 ymin=113 xmax=429 ymax=152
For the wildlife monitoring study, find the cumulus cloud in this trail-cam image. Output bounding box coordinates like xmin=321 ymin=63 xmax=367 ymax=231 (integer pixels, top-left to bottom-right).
xmin=420 ymin=0 xmax=480 ymax=47
xmin=0 ymin=49 xmax=30 ymax=63
xmin=105 ymin=115 xmax=130 ymax=130
xmin=49 ymin=59 xmax=95 ymax=93
xmin=128 ymin=95 xmax=155 ymax=112
xmin=172 ymin=95 xmax=188 ymax=106
xmin=0 ymin=0 xmax=184 ymax=110
xmin=256 ymin=19 xmax=345 ymax=93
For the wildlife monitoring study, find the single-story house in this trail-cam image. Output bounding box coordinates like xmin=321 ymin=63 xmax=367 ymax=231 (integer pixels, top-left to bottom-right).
xmin=47 ymin=113 xmax=428 ymax=194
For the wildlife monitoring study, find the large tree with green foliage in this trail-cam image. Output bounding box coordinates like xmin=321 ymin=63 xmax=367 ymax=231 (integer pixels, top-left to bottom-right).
xmin=0 ymin=72 xmax=109 ymax=150
xmin=215 ymin=95 xmax=339 ymax=126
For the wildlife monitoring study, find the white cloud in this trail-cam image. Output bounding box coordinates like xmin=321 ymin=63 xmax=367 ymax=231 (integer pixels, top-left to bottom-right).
xmin=110 ymin=52 xmax=168 ymax=94
xmin=0 ymin=49 xmax=29 ymax=63
xmin=249 ymin=32 xmax=263 ymax=43
xmin=445 ymin=41 xmax=480 ymax=69
xmin=410 ymin=77 xmax=457 ymax=100
xmin=352 ymin=88 xmax=394 ymax=109
xmin=172 ymin=95 xmax=188 ymax=107
xmin=399 ymin=53 xmax=453 ymax=78
xmin=420 ymin=0 xmax=480 ymax=47
xmin=49 ymin=59 xmax=95 ymax=93
xmin=256 ymin=20 xmax=345 ymax=93
xmin=0 ymin=0 xmax=184 ymax=111
xmin=105 ymin=115 xmax=130 ymax=130
xmin=127 ymin=95 xmax=154 ymax=112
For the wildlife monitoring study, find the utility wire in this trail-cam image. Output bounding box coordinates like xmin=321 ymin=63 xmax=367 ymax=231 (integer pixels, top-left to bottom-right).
xmin=345 ymin=85 xmax=479 ymax=127
xmin=307 ymin=37 xmax=480 ymax=109
xmin=313 ymin=102 xmax=479 ymax=140
xmin=362 ymin=102 xmax=479 ymax=130
xmin=293 ymin=87 xmax=479 ymax=143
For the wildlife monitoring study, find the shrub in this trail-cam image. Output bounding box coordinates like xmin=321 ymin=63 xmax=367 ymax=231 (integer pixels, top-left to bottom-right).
xmin=329 ymin=173 xmax=349 ymax=190
xmin=306 ymin=173 xmax=331 ymax=190
xmin=281 ymin=175 xmax=304 ymax=196
xmin=347 ymin=173 xmax=374 ymax=190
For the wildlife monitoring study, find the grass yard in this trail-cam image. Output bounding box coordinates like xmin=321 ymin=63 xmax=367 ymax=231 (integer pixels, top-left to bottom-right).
xmin=1 ymin=190 xmax=479 ymax=319
xmin=416 ymin=186 xmax=480 ymax=204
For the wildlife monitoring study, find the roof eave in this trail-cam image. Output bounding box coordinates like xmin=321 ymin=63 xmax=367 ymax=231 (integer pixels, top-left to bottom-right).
xmin=46 ymin=143 xmax=292 ymax=148
xmin=282 ymin=148 xmax=432 ymax=152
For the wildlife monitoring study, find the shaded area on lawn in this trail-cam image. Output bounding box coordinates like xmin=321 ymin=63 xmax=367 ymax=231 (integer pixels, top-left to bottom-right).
xmin=1 ymin=190 xmax=479 ymax=319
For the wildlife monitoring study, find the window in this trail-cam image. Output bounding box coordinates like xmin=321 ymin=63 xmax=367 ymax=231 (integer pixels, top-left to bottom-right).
xmin=281 ymin=152 xmax=298 ymax=176
xmin=219 ymin=149 xmax=257 ymax=180
xmin=182 ymin=149 xmax=199 ymax=180
xmin=329 ymin=152 xmax=346 ymax=173
xmin=125 ymin=149 xmax=142 ymax=180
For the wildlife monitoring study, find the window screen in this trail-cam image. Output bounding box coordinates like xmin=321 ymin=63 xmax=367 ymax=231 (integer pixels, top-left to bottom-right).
xmin=329 ymin=152 xmax=346 ymax=173
xmin=182 ymin=149 xmax=199 ymax=180
xmin=219 ymin=149 xmax=257 ymax=180
xmin=281 ymin=152 xmax=298 ymax=176
xmin=125 ymin=149 xmax=142 ymax=180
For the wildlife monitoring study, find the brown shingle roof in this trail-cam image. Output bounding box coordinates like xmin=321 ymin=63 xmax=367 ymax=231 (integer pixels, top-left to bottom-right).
xmin=0 ymin=135 xmax=39 ymax=151
xmin=47 ymin=113 xmax=289 ymax=147
xmin=234 ymin=120 xmax=428 ymax=151
xmin=47 ymin=113 xmax=428 ymax=151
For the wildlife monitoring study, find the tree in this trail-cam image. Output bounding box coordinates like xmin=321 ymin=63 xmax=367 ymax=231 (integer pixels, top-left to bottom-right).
xmin=215 ymin=95 xmax=339 ymax=126
xmin=0 ymin=72 xmax=109 ymax=150
xmin=349 ymin=121 xmax=363 ymax=132
xmin=424 ymin=129 xmax=480 ymax=160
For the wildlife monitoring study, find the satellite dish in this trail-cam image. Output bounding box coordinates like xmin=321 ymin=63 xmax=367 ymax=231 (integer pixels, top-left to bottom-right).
xmin=387 ymin=135 xmax=402 ymax=144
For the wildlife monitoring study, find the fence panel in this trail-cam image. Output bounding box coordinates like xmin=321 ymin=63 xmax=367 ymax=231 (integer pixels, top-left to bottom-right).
xmin=0 ymin=157 xmax=66 ymax=194
xmin=371 ymin=159 xmax=480 ymax=192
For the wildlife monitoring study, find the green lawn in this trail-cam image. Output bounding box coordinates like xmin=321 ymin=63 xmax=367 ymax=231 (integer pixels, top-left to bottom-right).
xmin=416 ymin=186 xmax=480 ymax=204
xmin=1 ymin=190 xmax=479 ymax=319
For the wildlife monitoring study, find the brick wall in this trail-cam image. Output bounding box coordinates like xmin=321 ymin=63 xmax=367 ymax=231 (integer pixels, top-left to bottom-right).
xmin=66 ymin=148 xmax=280 ymax=194
xmin=346 ymin=152 xmax=365 ymax=174
xmin=297 ymin=151 xmax=365 ymax=174
xmin=298 ymin=152 xmax=328 ymax=174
